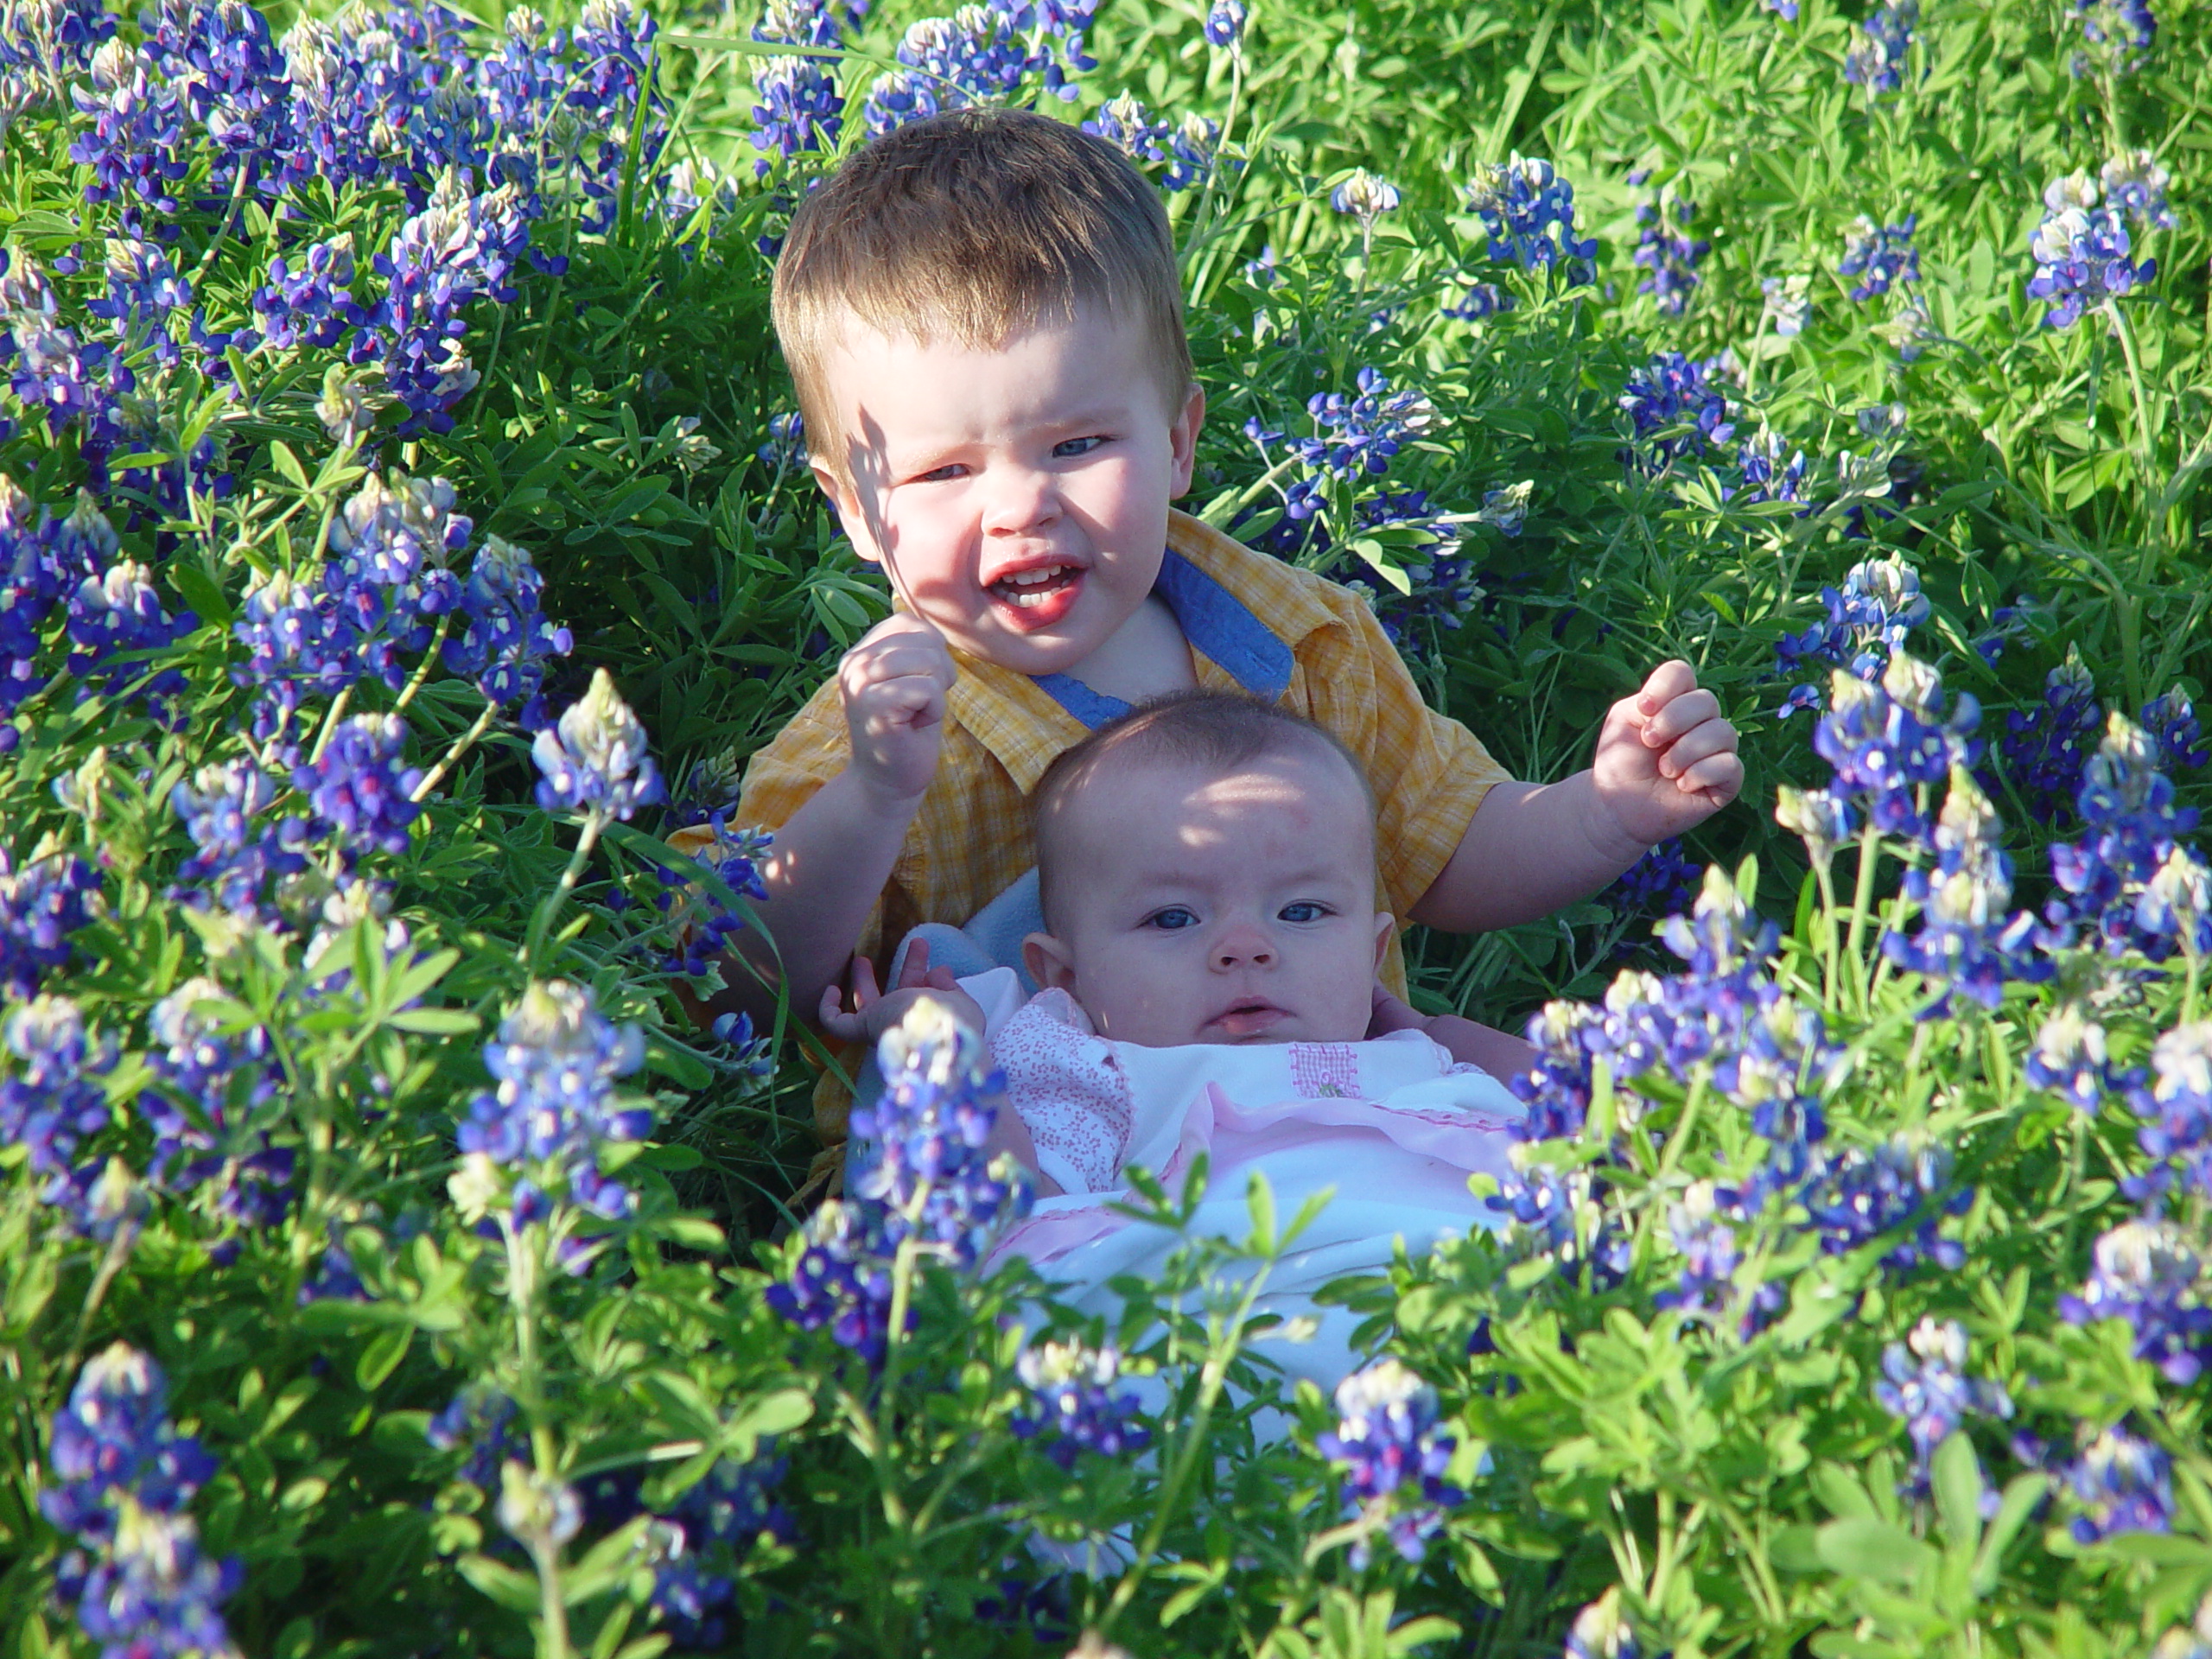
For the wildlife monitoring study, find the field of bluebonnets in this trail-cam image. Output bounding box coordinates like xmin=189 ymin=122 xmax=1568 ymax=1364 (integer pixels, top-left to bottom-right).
xmin=0 ymin=0 xmax=2209 ymax=1649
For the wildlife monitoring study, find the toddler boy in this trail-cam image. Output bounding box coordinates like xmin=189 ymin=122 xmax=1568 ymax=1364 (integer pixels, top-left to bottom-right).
xmin=701 ymin=108 xmax=1740 ymax=1173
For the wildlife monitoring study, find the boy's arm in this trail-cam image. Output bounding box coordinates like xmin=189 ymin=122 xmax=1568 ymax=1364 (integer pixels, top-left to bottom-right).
xmin=702 ymin=613 xmax=956 ymax=1031
xmin=1412 ymin=659 xmax=1742 ymax=932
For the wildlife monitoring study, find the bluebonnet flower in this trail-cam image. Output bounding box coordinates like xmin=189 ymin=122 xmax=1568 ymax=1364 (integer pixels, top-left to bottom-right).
xmin=87 ymin=237 xmax=191 ymax=363
xmin=1656 ymin=1183 xmax=1783 ymax=1337
xmin=0 ymin=840 xmax=101 ymax=997
xmin=767 ymin=1196 xmax=899 ymax=1363
xmin=230 ymin=565 xmax=359 ymax=756
xmin=1989 ymin=657 xmax=2101 ymax=826
xmin=249 ymin=232 xmax=354 ymax=352
xmin=2073 ymin=0 xmax=2155 ymax=74
xmin=1304 ymin=493 xmax=1482 ymax=645
xmin=1630 ymin=175 xmax=1707 ymax=316
xmin=293 ymin=713 xmax=424 ymax=863
xmin=861 ymin=3 xmax=1093 ymax=137
xmin=2026 ymin=1002 xmax=2117 ymax=1110
xmin=1875 ymin=1317 xmax=2012 ymax=1500
xmin=1737 ymin=428 xmax=1809 ymax=506
xmin=68 ymin=41 xmax=191 ymax=229
xmin=1085 ymin=92 xmax=1212 ymax=190
xmin=1606 ymin=838 xmax=1698 ymax=930
xmin=442 ymin=535 xmax=571 ymax=727
xmin=2123 ymin=1024 xmax=2212 ymax=1205
xmin=1561 ymin=1590 xmax=1642 ymax=1659
xmin=1761 ymin=272 xmax=1813 ymax=336
xmin=1472 ymin=480 xmax=1531 ymax=536
xmin=1843 ymin=0 xmax=1917 ymax=94
xmin=1618 ymin=352 xmax=1732 ymax=472
xmin=1292 ymin=369 xmax=1432 ymax=484
xmin=1331 ymin=168 xmax=1400 ymax=232
xmin=2029 ymin=178 xmax=2154 ymax=330
xmin=63 ymin=556 xmax=196 ymax=725
xmin=0 ymin=481 xmax=100 ymax=715
xmin=140 ymin=976 xmax=290 ymax=1234
xmin=2101 ymin=149 xmax=2177 ymax=228
xmin=748 ymin=0 xmax=844 ymax=173
xmin=1840 ymin=213 xmax=1919 ymax=301
xmin=2140 ymin=689 xmax=2208 ymax=772
xmin=1317 ymin=1358 xmax=1461 ymax=1568
xmin=2063 ymin=1423 xmax=2172 ymax=1541
xmin=325 ymin=470 xmax=469 ymax=690
xmin=42 ymin=1344 xmax=239 ymax=1658
xmin=2061 ymin=1220 xmax=2212 ymax=1385
xmin=1463 ymin=155 xmax=1598 ymax=278
xmin=646 ymin=1452 xmax=791 ymax=1644
xmin=1884 ymin=769 xmax=2046 ymax=1014
xmin=1013 ymin=1339 xmax=1150 ymax=1467
xmin=0 ymin=0 xmax=116 ymax=105
xmin=1487 ymin=1154 xmax=1631 ymax=1289
xmin=658 ymin=817 xmax=772 ymax=976
xmin=1 ymin=995 xmax=111 ymax=1196
xmin=428 ymin=1388 xmax=523 ymax=1491
xmin=1872 ymin=289 xmax=1936 ymax=360
xmin=1204 ymin=0 xmax=1247 ymax=48
xmin=1443 ymin=279 xmax=1512 ymax=321
xmin=533 ymin=666 xmax=665 ymax=820
xmin=2045 ymin=713 xmax=2201 ymax=957
xmin=757 ymin=409 xmax=806 ymax=471
xmin=1813 ymin=653 xmax=1980 ymax=843
xmin=1798 ymin=1134 xmax=1968 ymax=1272
xmin=455 ymin=979 xmax=651 ymax=1224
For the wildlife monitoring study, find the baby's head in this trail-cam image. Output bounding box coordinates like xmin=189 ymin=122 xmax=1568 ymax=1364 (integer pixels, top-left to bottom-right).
xmin=772 ymin=109 xmax=1204 ymax=677
xmin=1023 ymin=692 xmax=1392 ymax=1046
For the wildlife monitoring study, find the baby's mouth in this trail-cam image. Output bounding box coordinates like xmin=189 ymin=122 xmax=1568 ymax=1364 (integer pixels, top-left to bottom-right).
xmin=1207 ymin=997 xmax=1289 ymax=1039
xmin=987 ymin=563 xmax=1082 ymax=619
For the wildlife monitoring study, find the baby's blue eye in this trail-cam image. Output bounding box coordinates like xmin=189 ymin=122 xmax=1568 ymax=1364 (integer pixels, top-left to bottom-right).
xmin=1279 ymin=901 xmax=1328 ymax=923
xmin=1147 ymin=906 xmax=1199 ymax=931
xmin=1052 ymin=435 xmax=1105 ymax=459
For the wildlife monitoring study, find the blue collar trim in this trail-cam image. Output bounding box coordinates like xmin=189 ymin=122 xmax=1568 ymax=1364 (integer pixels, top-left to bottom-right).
xmin=1029 ymin=548 xmax=1295 ymax=730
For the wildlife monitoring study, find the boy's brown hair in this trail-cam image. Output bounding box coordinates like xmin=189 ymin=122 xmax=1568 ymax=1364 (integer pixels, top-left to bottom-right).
xmin=772 ymin=107 xmax=1194 ymax=485
xmin=1029 ymin=690 xmax=1375 ymax=931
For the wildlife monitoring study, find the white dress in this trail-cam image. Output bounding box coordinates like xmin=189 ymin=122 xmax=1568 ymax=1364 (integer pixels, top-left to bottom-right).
xmin=959 ymin=970 xmax=1525 ymax=1391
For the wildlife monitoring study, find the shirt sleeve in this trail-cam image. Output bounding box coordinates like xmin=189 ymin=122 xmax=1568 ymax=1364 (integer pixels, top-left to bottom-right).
xmin=1296 ymin=583 xmax=1513 ymax=918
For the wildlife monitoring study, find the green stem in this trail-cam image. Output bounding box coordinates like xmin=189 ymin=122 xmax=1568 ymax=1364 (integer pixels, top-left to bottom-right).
xmin=1815 ymin=861 xmax=1840 ymax=1013
xmin=307 ymin=687 xmax=353 ymax=766
xmin=1842 ymin=821 xmax=1882 ymax=1016
xmin=2106 ymin=300 xmax=2160 ymax=528
xmin=411 ymin=698 xmax=502 ymax=803
xmin=391 ymin=614 xmax=453 ymax=715
xmin=524 ymin=810 xmax=607 ymax=969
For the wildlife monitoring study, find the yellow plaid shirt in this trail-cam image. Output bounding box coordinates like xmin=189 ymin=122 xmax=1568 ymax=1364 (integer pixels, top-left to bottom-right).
xmin=715 ymin=508 xmax=1510 ymax=1151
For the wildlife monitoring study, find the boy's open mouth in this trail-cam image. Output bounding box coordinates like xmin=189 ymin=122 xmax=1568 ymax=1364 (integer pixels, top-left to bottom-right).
xmin=986 ymin=563 xmax=1082 ymax=627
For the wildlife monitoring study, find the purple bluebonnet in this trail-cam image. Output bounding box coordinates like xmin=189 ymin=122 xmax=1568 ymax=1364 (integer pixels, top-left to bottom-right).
xmin=1085 ymin=93 xmax=1213 ymax=190
xmin=1243 ymin=371 xmax=1434 ymax=542
xmin=2140 ymin=689 xmax=2208 ymax=772
xmin=770 ymin=1001 xmax=1031 ymax=1364
xmin=2063 ymin=1423 xmax=2172 ymax=1541
xmin=292 ymin=713 xmax=424 ymax=863
xmin=1443 ymin=279 xmax=1512 ymax=321
xmin=87 ymin=237 xmax=191 ymax=362
xmin=2101 ymin=150 xmax=2176 ymax=228
xmin=1776 ymin=785 xmax=1857 ymax=872
xmin=2 ymin=995 xmax=112 ymax=1204
xmin=2029 ymin=175 xmax=2154 ymax=330
xmin=1761 ymin=273 xmax=1813 ymax=336
xmin=442 ymin=534 xmax=572 ymax=727
xmin=1840 ymin=214 xmax=1919 ymax=301
xmin=140 ymin=976 xmax=291 ymax=1234
xmin=325 ymin=471 xmax=468 ymax=690
xmin=1990 ymin=657 xmax=2102 ymax=825
xmin=2122 ymin=1025 xmax=2212 ymax=1205
xmin=1013 ymin=1339 xmax=1150 ymax=1467
xmin=1561 ymin=1591 xmax=1642 ymax=1659
xmin=0 ymin=0 xmax=117 ymax=104
xmin=250 ymin=232 xmax=354 ymax=351
xmin=576 ymin=1452 xmax=791 ymax=1649
xmin=1883 ymin=769 xmax=2047 ymax=1014
xmin=230 ymin=565 xmax=359 ymax=757
xmin=2026 ymin=1002 xmax=2118 ymax=1110
xmin=2073 ymin=0 xmax=2155 ymax=73
xmin=1630 ymin=174 xmax=1707 ymax=316
xmin=1737 ymin=428 xmax=1809 ymax=507
xmin=1812 ymin=653 xmax=1981 ymax=844
xmin=1774 ymin=556 xmax=1931 ymax=690
xmin=1797 ymin=1134 xmax=1968 ymax=1272
xmin=861 ymin=3 xmax=1096 ymax=136
xmin=42 ymin=1345 xmax=240 ymax=1658
xmin=0 ymin=839 xmax=102 ymax=996
xmin=1331 ymin=168 xmax=1400 ymax=231
xmin=2044 ymin=713 xmax=2201 ymax=958
xmin=63 ymin=556 xmax=196 ymax=725
xmin=658 ymin=817 xmax=772 ymax=977
xmin=1875 ymin=1317 xmax=2012 ymax=1501
xmin=2061 ymin=1220 xmax=2212 ymax=1385
xmin=428 ymin=1387 xmax=523 ymax=1491
xmin=1488 ymin=1154 xmax=1631 ymax=1289
xmin=455 ymin=979 xmax=651 ymax=1224
xmin=0 ymin=481 xmax=97 ymax=715
xmin=1656 ymin=1184 xmax=1783 ymax=1337
xmin=533 ymin=667 xmax=664 ymax=821
xmin=1618 ymin=351 xmax=1732 ymax=472
xmin=1843 ymin=0 xmax=1917 ymax=94
xmin=748 ymin=0 xmax=845 ymax=175
xmin=1204 ymin=0 xmax=1247 ymax=48
xmin=68 ymin=41 xmax=191 ymax=231
xmin=756 ymin=409 xmax=806 ymax=472
xmin=1317 ymin=1358 xmax=1462 ymax=1567
xmin=1606 ymin=838 xmax=1698 ymax=931
xmin=1305 ymin=492 xmax=1482 ymax=645
xmin=1464 ymin=155 xmax=1597 ymax=279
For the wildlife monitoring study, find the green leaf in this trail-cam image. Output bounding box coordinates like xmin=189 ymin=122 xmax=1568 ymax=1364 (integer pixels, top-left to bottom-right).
xmin=457 ymin=1554 xmax=541 ymax=1614
xmin=1245 ymin=1169 xmax=1278 ymax=1253
xmin=385 ymin=1007 xmax=480 ymax=1035
xmin=1974 ymin=1473 xmax=2048 ymax=1593
xmin=1931 ymin=1432 xmax=1984 ymax=1551
xmin=1815 ymin=1517 xmax=1936 ymax=1584
xmin=354 ymin=1325 xmax=411 ymax=1392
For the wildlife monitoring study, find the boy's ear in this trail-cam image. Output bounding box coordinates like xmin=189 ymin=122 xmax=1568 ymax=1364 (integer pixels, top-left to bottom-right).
xmin=1023 ymin=931 xmax=1078 ymax=995
xmin=1167 ymin=382 xmax=1206 ymax=499
xmin=1372 ymin=912 xmax=1395 ymax=975
xmin=809 ymin=461 xmax=880 ymax=563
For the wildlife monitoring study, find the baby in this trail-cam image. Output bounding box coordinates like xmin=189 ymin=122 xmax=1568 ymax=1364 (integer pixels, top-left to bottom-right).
xmin=823 ymin=690 xmax=1521 ymax=1386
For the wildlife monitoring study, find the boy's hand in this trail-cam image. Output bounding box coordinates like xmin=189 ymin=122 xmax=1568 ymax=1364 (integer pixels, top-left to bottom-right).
xmin=1592 ymin=659 xmax=1743 ymax=850
xmin=839 ymin=613 xmax=957 ymax=804
xmin=818 ymin=939 xmax=985 ymax=1047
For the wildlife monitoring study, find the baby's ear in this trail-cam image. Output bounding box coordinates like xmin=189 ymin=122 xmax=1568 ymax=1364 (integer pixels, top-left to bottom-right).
xmin=1023 ymin=931 xmax=1077 ymax=994
xmin=1371 ymin=912 xmax=1395 ymax=974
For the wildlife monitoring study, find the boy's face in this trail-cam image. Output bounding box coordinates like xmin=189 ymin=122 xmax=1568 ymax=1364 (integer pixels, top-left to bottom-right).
xmin=809 ymin=303 xmax=1205 ymax=677
xmin=1024 ymin=745 xmax=1392 ymax=1047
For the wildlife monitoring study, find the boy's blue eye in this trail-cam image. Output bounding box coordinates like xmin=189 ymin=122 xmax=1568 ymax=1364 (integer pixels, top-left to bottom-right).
xmin=1147 ymin=906 xmax=1199 ymax=931
xmin=914 ymin=463 xmax=966 ymax=482
xmin=1052 ymin=435 xmax=1106 ymax=459
xmin=1279 ymin=901 xmax=1328 ymax=923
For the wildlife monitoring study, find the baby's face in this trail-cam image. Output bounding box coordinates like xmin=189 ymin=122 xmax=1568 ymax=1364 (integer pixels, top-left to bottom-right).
xmin=809 ymin=302 xmax=1205 ymax=678
xmin=1026 ymin=747 xmax=1391 ymax=1046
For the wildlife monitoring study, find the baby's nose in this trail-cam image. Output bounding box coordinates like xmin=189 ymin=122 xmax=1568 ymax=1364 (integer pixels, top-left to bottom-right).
xmin=1212 ymin=928 xmax=1275 ymax=969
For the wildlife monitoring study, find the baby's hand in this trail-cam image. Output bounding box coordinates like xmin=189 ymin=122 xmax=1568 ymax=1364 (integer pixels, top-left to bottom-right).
xmin=1592 ymin=659 xmax=1744 ymax=849
xmin=817 ymin=938 xmax=985 ymax=1047
xmin=839 ymin=613 xmax=957 ymax=804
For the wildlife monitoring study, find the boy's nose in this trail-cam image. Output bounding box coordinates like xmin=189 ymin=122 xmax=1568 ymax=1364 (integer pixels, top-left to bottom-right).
xmin=1211 ymin=926 xmax=1275 ymax=970
xmin=978 ymin=464 xmax=1061 ymax=536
